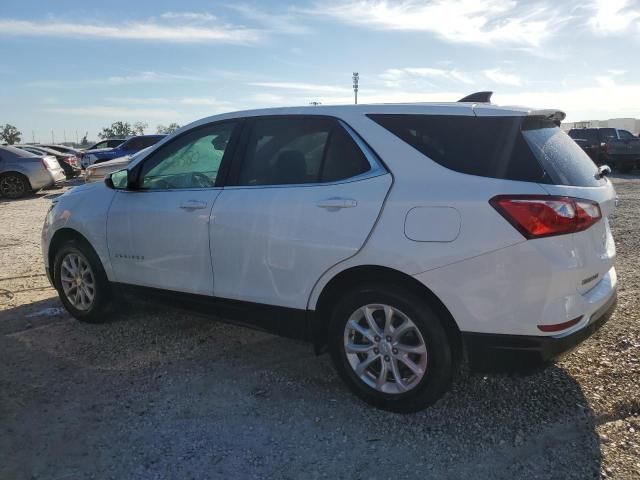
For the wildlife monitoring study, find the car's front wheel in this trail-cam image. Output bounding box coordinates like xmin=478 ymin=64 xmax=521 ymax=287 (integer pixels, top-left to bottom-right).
xmin=329 ymin=283 xmax=453 ymax=413
xmin=53 ymin=240 xmax=112 ymax=323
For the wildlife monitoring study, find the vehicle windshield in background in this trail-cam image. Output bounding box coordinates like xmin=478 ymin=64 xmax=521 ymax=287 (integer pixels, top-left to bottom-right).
xmin=368 ymin=114 xmax=602 ymax=187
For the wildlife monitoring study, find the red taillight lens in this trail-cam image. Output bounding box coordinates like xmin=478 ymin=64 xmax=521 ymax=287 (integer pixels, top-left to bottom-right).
xmin=490 ymin=195 xmax=601 ymax=239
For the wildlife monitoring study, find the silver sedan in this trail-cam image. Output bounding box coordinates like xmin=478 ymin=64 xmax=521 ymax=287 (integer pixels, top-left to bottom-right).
xmin=84 ymin=147 xmax=151 ymax=183
xmin=0 ymin=145 xmax=65 ymax=198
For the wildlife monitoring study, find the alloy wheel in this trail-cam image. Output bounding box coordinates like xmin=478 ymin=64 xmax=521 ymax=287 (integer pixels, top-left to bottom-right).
xmin=343 ymin=304 xmax=428 ymax=394
xmin=60 ymin=252 xmax=96 ymax=311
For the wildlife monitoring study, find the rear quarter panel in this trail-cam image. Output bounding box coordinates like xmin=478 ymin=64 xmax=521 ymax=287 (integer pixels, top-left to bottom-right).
xmin=308 ymin=112 xmax=548 ymax=309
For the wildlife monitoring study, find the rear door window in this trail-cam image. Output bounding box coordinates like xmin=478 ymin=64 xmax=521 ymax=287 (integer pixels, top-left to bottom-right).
xmin=369 ymin=114 xmax=602 ymax=187
xmin=236 ymin=117 xmax=371 ymax=186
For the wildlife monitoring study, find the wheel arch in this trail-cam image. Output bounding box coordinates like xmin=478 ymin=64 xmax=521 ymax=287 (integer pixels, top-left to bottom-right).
xmin=311 ymin=265 xmax=463 ymax=368
xmin=0 ymin=170 xmax=32 ymax=189
xmin=48 ymin=228 xmax=100 ymax=284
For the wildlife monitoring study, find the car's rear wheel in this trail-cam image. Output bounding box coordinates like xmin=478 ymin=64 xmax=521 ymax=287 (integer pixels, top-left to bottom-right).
xmin=0 ymin=172 xmax=31 ymax=199
xmin=53 ymin=240 xmax=112 ymax=323
xmin=329 ymin=283 xmax=453 ymax=412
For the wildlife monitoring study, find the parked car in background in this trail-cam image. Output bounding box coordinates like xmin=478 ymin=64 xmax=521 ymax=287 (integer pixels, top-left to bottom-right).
xmin=40 ymin=144 xmax=83 ymax=157
xmin=80 ymin=135 xmax=166 ymax=168
xmin=15 ymin=144 xmax=81 ymax=179
xmin=84 ymin=147 xmax=151 ymax=183
xmin=83 ymin=139 xmax=126 ymax=151
xmin=568 ymin=127 xmax=640 ymax=173
xmin=0 ymin=145 xmax=65 ymax=198
xmin=43 ymin=96 xmax=617 ymax=412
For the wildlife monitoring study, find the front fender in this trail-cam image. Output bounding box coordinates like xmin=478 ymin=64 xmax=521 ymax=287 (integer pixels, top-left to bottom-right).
xmin=43 ymin=183 xmax=117 ymax=280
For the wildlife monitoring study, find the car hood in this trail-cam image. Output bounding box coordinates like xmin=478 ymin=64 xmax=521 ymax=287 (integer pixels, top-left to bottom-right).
xmin=90 ymin=155 xmax=130 ymax=168
xmin=60 ymin=180 xmax=104 ymax=198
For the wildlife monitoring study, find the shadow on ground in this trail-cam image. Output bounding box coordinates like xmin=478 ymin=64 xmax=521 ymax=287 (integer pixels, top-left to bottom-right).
xmin=0 ymin=298 xmax=602 ymax=479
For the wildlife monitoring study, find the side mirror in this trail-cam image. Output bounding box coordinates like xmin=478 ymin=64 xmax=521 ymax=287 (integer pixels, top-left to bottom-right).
xmin=105 ymin=169 xmax=130 ymax=190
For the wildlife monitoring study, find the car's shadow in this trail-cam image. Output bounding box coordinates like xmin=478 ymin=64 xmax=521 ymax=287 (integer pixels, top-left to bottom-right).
xmin=0 ymin=297 xmax=603 ymax=479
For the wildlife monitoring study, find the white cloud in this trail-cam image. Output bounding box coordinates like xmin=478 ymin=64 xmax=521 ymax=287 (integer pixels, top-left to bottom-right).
xmin=595 ymin=76 xmax=616 ymax=88
xmin=160 ymin=12 xmax=217 ymax=22
xmin=483 ymin=68 xmax=522 ymax=86
xmin=608 ymin=69 xmax=627 ymax=76
xmin=42 ymin=106 xmax=179 ymax=118
xmin=29 ymin=71 xmax=201 ymax=88
xmin=247 ymin=82 xmax=351 ymax=93
xmin=0 ymin=17 xmax=262 ymax=44
xmin=310 ymin=0 xmax=565 ymax=47
xmin=229 ymin=4 xmax=309 ymax=34
xmin=589 ymin=0 xmax=640 ymax=34
xmin=381 ymin=67 xmax=475 ymax=87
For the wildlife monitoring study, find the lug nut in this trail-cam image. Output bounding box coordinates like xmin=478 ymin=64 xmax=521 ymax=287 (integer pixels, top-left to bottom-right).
xmin=386 ymin=336 xmax=392 ymax=342
xmin=384 ymin=355 xmax=390 ymax=362
xmin=374 ymin=336 xmax=380 ymax=342
xmin=392 ymin=348 xmax=398 ymax=355
xmin=373 ymin=348 xmax=379 ymax=354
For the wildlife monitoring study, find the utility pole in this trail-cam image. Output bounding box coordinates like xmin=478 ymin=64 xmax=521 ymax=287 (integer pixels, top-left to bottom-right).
xmin=75 ymin=130 xmax=79 ymax=144
xmin=63 ymin=130 xmax=67 ymax=143
xmin=352 ymin=72 xmax=359 ymax=105
xmin=32 ymin=130 xmax=35 ymax=143
xmin=51 ymin=130 xmax=54 ymax=143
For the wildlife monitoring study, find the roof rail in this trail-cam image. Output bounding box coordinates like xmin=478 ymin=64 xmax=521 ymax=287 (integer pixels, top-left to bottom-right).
xmin=458 ymin=91 xmax=493 ymax=103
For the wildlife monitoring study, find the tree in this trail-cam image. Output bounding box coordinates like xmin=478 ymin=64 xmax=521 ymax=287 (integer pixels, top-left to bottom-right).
xmin=133 ymin=121 xmax=148 ymax=135
xmin=99 ymin=121 xmax=135 ymax=139
xmin=0 ymin=124 xmax=22 ymax=144
xmin=80 ymin=132 xmax=89 ymax=146
xmin=157 ymin=123 xmax=181 ymax=134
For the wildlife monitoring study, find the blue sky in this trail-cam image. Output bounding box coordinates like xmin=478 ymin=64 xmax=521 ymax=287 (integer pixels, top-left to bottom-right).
xmin=1 ymin=0 xmax=639 ymax=141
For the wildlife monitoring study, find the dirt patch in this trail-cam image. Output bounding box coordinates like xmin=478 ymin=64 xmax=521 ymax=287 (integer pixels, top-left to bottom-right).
xmin=0 ymin=180 xmax=638 ymax=479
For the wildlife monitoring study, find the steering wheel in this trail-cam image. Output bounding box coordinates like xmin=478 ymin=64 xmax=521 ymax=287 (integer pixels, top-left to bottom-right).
xmin=191 ymin=171 xmax=214 ymax=188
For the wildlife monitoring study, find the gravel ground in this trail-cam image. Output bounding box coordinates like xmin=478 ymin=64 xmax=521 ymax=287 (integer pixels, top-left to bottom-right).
xmin=0 ymin=178 xmax=638 ymax=480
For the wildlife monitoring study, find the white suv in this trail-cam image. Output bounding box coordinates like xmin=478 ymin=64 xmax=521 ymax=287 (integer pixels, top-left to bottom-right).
xmin=42 ymin=95 xmax=617 ymax=412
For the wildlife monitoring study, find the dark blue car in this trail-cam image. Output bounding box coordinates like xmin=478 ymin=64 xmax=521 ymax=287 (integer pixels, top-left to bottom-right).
xmin=80 ymin=135 xmax=166 ymax=168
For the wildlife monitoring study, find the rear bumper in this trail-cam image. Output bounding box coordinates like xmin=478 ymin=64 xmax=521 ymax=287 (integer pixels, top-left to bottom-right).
xmin=462 ymin=290 xmax=617 ymax=372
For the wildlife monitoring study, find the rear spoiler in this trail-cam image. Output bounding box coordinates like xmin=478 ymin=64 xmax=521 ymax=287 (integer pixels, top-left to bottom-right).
xmin=528 ymin=109 xmax=566 ymax=127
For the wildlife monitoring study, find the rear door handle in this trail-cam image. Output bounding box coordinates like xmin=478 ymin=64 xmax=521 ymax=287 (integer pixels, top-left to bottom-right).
xmin=316 ymin=197 xmax=357 ymax=209
xmin=180 ymin=200 xmax=208 ymax=210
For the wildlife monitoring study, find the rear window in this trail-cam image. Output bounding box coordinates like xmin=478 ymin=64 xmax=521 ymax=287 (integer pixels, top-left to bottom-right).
xmin=569 ymin=129 xmax=598 ymax=144
xmin=368 ymin=114 xmax=602 ymax=187
xmin=599 ymin=128 xmax=617 ymax=141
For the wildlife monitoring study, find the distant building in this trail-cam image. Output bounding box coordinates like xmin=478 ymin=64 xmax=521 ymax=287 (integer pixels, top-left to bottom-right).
xmin=562 ymin=118 xmax=640 ymax=134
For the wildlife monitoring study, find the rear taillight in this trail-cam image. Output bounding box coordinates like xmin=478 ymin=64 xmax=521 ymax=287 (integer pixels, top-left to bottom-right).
xmin=490 ymin=195 xmax=602 ymax=239
xmin=41 ymin=156 xmax=58 ymax=170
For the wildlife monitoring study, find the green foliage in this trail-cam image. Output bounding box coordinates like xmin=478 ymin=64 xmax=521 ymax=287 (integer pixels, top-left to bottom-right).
xmin=156 ymin=123 xmax=181 ymax=134
xmin=0 ymin=124 xmax=22 ymax=145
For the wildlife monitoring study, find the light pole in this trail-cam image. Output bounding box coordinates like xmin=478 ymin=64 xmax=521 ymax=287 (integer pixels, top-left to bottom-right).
xmin=352 ymin=72 xmax=359 ymax=105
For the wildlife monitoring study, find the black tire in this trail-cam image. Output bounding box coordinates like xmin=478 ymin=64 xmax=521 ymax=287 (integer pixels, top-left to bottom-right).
xmin=0 ymin=172 xmax=31 ymax=199
xmin=52 ymin=239 xmax=112 ymax=323
xmin=328 ymin=283 xmax=453 ymax=413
